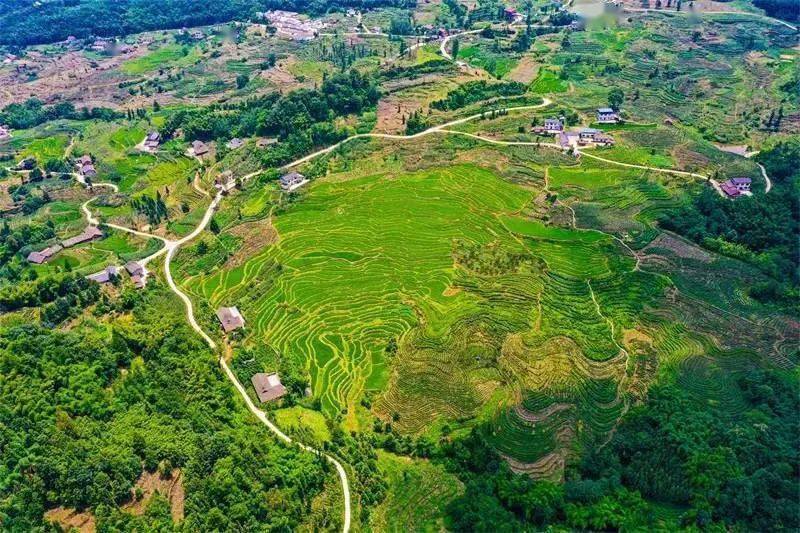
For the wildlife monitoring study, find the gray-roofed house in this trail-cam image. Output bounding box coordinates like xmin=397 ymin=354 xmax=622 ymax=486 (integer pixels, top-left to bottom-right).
xmin=596 ymin=107 xmax=619 ymax=123
xmin=216 ymin=306 xmax=245 ymax=332
xmin=125 ymin=261 xmax=147 ymax=288
xmin=251 ymin=372 xmax=288 ymax=402
xmin=730 ymin=177 xmax=752 ymax=192
xmin=191 ymin=140 xmax=209 ymax=156
xmin=579 ymin=128 xmax=601 ymax=141
xmin=544 ymin=118 xmax=563 ymax=133
xmin=257 ymin=137 xmax=278 ymax=148
xmin=27 ymin=244 xmax=63 ymax=264
xmin=87 ymin=265 xmax=118 ymax=284
xmin=144 ymin=131 xmax=161 ymax=150
xmin=61 ymin=225 xmax=103 ymax=248
xmin=279 ymin=172 xmax=306 ymax=192
xmin=226 ymin=138 xmax=245 ymax=150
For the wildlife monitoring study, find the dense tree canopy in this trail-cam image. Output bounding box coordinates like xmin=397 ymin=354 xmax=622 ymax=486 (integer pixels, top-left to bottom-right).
xmin=0 ymin=0 xmax=416 ymax=46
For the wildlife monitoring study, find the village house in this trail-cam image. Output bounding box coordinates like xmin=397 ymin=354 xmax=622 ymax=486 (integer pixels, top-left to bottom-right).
xmin=27 ymin=244 xmax=63 ymax=264
xmin=544 ymin=118 xmax=564 ymax=133
xmin=191 ymin=140 xmax=209 ymax=157
xmin=226 ymin=138 xmax=244 ymax=150
xmin=214 ymin=170 xmax=235 ymax=192
xmin=251 ymin=372 xmax=288 ymax=402
xmin=578 ymin=128 xmax=600 ymax=142
xmin=125 ymin=261 xmax=147 ymax=288
xmin=87 ymin=265 xmax=118 ymax=284
xmin=504 ymin=7 xmax=521 ymax=21
xmin=217 ymin=306 xmax=245 ymax=332
xmin=596 ymin=107 xmax=619 ymax=123
xmin=593 ymin=132 xmax=616 ymax=146
xmin=61 ymin=225 xmax=103 ymax=248
xmin=279 ymin=171 xmax=307 ymax=192
xmin=256 ymin=137 xmax=278 ymax=148
xmin=721 ymin=177 xmax=752 ymax=198
xmin=0 ymin=125 xmax=11 ymax=140
xmin=144 ymin=131 xmax=160 ymax=151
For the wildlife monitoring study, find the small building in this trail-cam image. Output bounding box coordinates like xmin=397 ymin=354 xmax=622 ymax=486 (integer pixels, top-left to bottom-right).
xmin=544 ymin=118 xmax=563 ymax=133
xmin=0 ymin=125 xmax=11 ymax=140
xmin=730 ymin=177 xmax=752 ymax=192
xmin=596 ymin=107 xmax=619 ymax=124
xmin=226 ymin=138 xmax=244 ymax=150
xmin=593 ymin=133 xmax=615 ymax=146
xmin=87 ymin=265 xmax=118 ymax=284
xmin=61 ymin=225 xmax=103 ymax=248
xmin=80 ymin=163 xmax=97 ymax=178
xmin=251 ymin=372 xmax=287 ymax=402
xmin=579 ymin=128 xmax=601 ymax=141
xmin=144 ymin=131 xmax=160 ymax=150
xmin=279 ymin=172 xmax=306 ymax=192
xmin=191 ymin=140 xmax=209 ymax=156
xmin=504 ymin=7 xmax=520 ymax=21
xmin=78 ymin=154 xmax=92 ymax=166
xmin=216 ymin=306 xmax=245 ymax=332
xmin=256 ymin=137 xmax=278 ymax=148
xmin=125 ymin=261 xmax=147 ymax=288
xmin=27 ymin=244 xmax=63 ymax=264
xmin=721 ymin=177 xmax=751 ymax=198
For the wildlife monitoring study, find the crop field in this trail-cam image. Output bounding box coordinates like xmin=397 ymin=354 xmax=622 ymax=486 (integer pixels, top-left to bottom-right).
xmin=174 ymin=136 xmax=711 ymax=469
xmin=370 ymin=451 xmax=463 ymax=532
xmin=121 ymin=43 xmax=202 ymax=74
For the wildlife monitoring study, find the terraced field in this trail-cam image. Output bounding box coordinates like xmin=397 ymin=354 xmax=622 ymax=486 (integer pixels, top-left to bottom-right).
xmin=177 ymin=149 xmax=687 ymax=472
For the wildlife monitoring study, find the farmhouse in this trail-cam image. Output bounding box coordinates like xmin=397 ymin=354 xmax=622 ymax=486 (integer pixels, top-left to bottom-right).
xmin=191 ymin=140 xmax=209 ymax=157
xmin=27 ymin=244 xmax=63 ymax=264
xmin=579 ymin=128 xmax=600 ymax=141
xmin=721 ymin=177 xmax=751 ymax=198
xmin=504 ymin=7 xmax=521 ymax=21
xmin=256 ymin=137 xmax=278 ymax=148
xmin=593 ymin=133 xmax=615 ymax=146
xmin=61 ymin=225 xmax=103 ymax=248
xmin=144 ymin=131 xmax=160 ymax=150
xmin=0 ymin=125 xmax=11 ymax=140
xmin=226 ymin=138 xmax=244 ymax=150
xmin=596 ymin=107 xmax=619 ymax=123
xmin=125 ymin=261 xmax=147 ymax=288
xmin=279 ymin=172 xmax=307 ymax=192
xmin=251 ymin=372 xmax=287 ymax=402
xmin=87 ymin=265 xmax=118 ymax=284
xmin=216 ymin=306 xmax=245 ymax=332
xmin=80 ymin=162 xmax=97 ymax=178
xmin=544 ymin=118 xmax=564 ymax=133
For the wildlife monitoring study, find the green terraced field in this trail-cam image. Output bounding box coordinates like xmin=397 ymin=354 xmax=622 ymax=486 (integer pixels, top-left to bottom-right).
xmin=180 ymin=156 xmax=672 ymax=461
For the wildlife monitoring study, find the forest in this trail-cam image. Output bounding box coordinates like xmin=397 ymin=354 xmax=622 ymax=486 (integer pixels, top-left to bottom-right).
xmin=0 ymin=99 xmax=123 ymax=130
xmin=442 ymin=371 xmax=799 ymax=531
xmin=0 ymin=0 xmax=416 ymax=46
xmin=0 ymin=293 xmax=331 ymax=530
xmin=162 ymin=69 xmax=379 ymax=167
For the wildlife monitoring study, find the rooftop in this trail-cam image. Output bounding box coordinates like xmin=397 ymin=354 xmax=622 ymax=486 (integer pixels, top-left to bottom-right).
xmin=216 ymin=306 xmax=245 ymax=332
xmin=251 ymin=372 xmax=287 ymax=402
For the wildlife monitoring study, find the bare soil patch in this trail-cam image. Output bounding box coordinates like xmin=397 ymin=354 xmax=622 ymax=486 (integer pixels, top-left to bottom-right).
xmin=642 ymin=233 xmax=712 ymax=263
xmin=225 ymin=217 xmax=279 ymax=268
xmin=44 ymin=507 xmax=96 ymax=533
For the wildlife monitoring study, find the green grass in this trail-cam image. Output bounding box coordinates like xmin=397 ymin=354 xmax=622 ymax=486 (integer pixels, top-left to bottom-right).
xmin=458 ymin=45 xmax=518 ymax=79
xmin=530 ymin=69 xmax=568 ymax=94
xmin=121 ymin=44 xmax=201 ymax=74
xmin=370 ymin=451 xmax=462 ymax=532
xmin=21 ymin=136 xmax=69 ymax=164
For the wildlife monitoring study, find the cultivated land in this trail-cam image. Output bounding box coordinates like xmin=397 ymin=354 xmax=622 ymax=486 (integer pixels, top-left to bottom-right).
xmin=0 ymin=1 xmax=797 ymax=531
